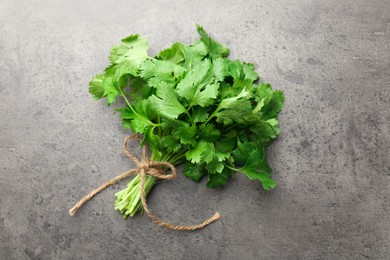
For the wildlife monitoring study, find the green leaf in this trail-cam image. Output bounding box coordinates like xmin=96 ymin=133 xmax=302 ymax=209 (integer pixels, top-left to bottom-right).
xmin=102 ymin=75 xmax=118 ymax=105
xmin=254 ymin=83 xmax=273 ymax=104
xmin=192 ymin=82 xmax=219 ymax=108
xmin=215 ymin=131 xmax=237 ymax=153
xmin=148 ymin=82 xmax=187 ymax=119
xmin=232 ymin=141 xmax=277 ymax=190
xmin=176 ymin=59 xmax=218 ymax=108
xmin=161 ymin=135 xmax=182 ymax=154
xmin=110 ymin=34 xmax=149 ymax=66
xmin=113 ymin=61 xmax=139 ymax=82
xmin=128 ymin=77 xmax=155 ymax=100
xmin=173 ymin=125 xmax=197 ymax=146
xmin=215 ymin=99 xmax=252 ymax=125
xmin=158 ymin=42 xmax=185 ymax=64
xmin=89 ymin=74 xmax=104 ymax=100
xmin=242 ymin=62 xmax=259 ymax=81
xmin=217 ymin=87 xmax=249 ymax=109
xmin=192 ymin=106 xmax=210 ymax=123
xmin=206 ymin=157 xmax=225 ymax=174
xmin=224 ymin=60 xmax=244 ymax=81
xmin=184 ymin=41 xmax=208 ymax=68
xmin=196 ymin=25 xmax=229 ymax=58
xmin=212 ymin=57 xmax=226 ymax=82
xmin=120 ymin=100 xmax=154 ymax=133
xmin=250 ymin=120 xmax=280 ymax=143
xmin=232 ymin=79 xmax=256 ymax=94
xmin=185 ymin=141 xmax=215 ymax=164
xmin=175 ymin=58 xmax=210 ymax=98
xmin=198 ymin=124 xmax=220 ymax=143
xmin=108 ymin=34 xmax=150 ymax=82
xmin=212 ymin=88 xmax=251 ymax=124
xmin=262 ymin=90 xmax=285 ymax=120
xmin=183 ymin=161 xmax=205 ymax=181
xmin=206 ymin=168 xmax=230 ymax=188
xmin=140 ymin=59 xmax=186 ymax=84
xmin=159 ymin=41 xmax=207 ymax=69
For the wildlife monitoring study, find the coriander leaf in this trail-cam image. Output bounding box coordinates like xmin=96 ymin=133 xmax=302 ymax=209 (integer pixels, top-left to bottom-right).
xmin=113 ymin=61 xmax=139 ymax=82
xmin=185 ymin=141 xmax=215 ymax=164
xmin=109 ymin=34 xmax=150 ymax=82
xmin=160 ymin=117 xmax=189 ymax=130
xmin=232 ymin=141 xmax=276 ymax=190
xmin=196 ymin=25 xmax=229 ymax=58
xmin=120 ymin=100 xmax=154 ymax=133
xmin=200 ymin=142 xmax=215 ymax=163
xmin=89 ymin=74 xmax=104 ymax=100
xmin=110 ymin=34 xmax=149 ymax=66
xmin=206 ymin=168 xmax=230 ymax=188
xmin=261 ymin=90 xmax=285 ymax=120
xmin=140 ymin=59 xmax=186 ymax=84
xmin=215 ymin=99 xmax=252 ymax=125
xmin=224 ymin=60 xmax=244 ymax=81
xmin=173 ymin=125 xmax=197 ymax=146
xmin=128 ymin=77 xmax=155 ymax=100
xmin=206 ymin=157 xmax=225 ymax=174
xmin=182 ymin=41 xmax=208 ymax=69
xmin=211 ymin=88 xmax=251 ymax=124
xmin=242 ymin=62 xmax=259 ymax=81
xmin=109 ymin=44 xmax=129 ymax=64
xmin=159 ymin=41 xmax=207 ymax=69
xmin=148 ymin=82 xmax=187 ymax=119
xmin=198 ymin=124 xmax=220 ymax=143
xmin=215 ymin=131 xmax=237 ymax=153
xmin=194 ymin=83 xmax=219 ymax=107
xmin=232 ymin=79 xmax=256 ymax=94
xmin=176 ymin=59 xmax=218 ymax=108
xmin=120 ymin=34 xmax=140 ymax=43
xmin=185 ymin=142 xmax=204 ymax=163
xmin=161 ymin=135 xmax=182 ymax=154
xmin=252 ymin=97 xmax=266 ymax=115
xmin=212 ymin=57 xmax=226 ymax=82
xmin=183 ymin=161 xmax=205 ymax=181
xmin=207 ymin=87 xmax=249 ymax=123
xmin=192 ymin=106 xmax=210 ymax=123
xmin=241 ymin=167 xmax=277 ymax=191
xmin=249 ymin=119 xmax=280 ymax=143
xmin=158 ymin=42 xmax=185 ymax=64
xmin=102 ymin=74 xmax=118 ymax=105
xmin=254 ymin=83 xmax=273 ymax=104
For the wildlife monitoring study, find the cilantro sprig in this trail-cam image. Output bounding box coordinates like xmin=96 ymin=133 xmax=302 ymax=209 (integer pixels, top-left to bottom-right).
xmin=89 ymin=25 xmax=284 ymax=218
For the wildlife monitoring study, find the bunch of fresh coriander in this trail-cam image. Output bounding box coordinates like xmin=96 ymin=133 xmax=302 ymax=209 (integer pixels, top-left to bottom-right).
xmin=88 ymin=25 xmax=284 ymax=218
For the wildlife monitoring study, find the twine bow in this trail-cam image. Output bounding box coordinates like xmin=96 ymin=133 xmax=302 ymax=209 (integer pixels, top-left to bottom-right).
xmin=69 ymin=135 xmax=221 ymax=231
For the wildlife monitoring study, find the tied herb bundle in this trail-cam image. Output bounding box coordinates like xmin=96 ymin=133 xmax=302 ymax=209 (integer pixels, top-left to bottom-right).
xmin=88 ymin=25 xmax=284 ymax=219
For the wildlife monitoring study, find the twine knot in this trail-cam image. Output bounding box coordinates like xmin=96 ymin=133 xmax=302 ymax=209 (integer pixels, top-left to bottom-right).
xmin=138 ymin=161 xmax=150 ymax=172
xmin=69 ymin=134 xmax=221 ymax=231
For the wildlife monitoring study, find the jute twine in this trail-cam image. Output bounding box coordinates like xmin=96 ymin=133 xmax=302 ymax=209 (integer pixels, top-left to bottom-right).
xmin=69 ymin=134 xmax=221 ymax=231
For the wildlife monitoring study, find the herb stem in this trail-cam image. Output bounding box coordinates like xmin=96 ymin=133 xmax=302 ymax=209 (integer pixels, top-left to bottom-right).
xmin=119 ymin=88 xmax=160 ymax=127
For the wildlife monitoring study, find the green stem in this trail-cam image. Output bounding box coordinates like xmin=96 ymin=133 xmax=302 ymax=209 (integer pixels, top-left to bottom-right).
xmin=119 ymin=88 xmax=160 ymax=127
xmin=115 ymin=151 xmax=178 ymax=218
xmin=223 ymin=123 xmax=238 ymax=133
xmin=205 ymin=105 xmax=221 ymax=124
xmin=157 ymin=115 xmax=162 ymax=136
xmin=169 ymin=152 xmax=185 ymax=165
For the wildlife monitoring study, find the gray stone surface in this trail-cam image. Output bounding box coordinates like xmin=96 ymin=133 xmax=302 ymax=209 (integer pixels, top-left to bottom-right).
xmin=0 ymin=0 xmax=389 ymax=259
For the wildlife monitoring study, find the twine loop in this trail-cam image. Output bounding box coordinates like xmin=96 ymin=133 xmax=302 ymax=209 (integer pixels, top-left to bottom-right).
xmin=69 ymin=134 xmax=221 ymax=231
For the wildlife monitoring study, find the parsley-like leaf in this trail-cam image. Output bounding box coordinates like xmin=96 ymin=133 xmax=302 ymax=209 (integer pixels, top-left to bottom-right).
xmin=148 ymin=83 xmax=187 ymax=119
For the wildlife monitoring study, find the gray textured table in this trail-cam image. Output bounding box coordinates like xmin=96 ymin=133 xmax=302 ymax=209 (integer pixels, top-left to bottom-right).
xmin=1 ymin=0 xmax=389 ymax=259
